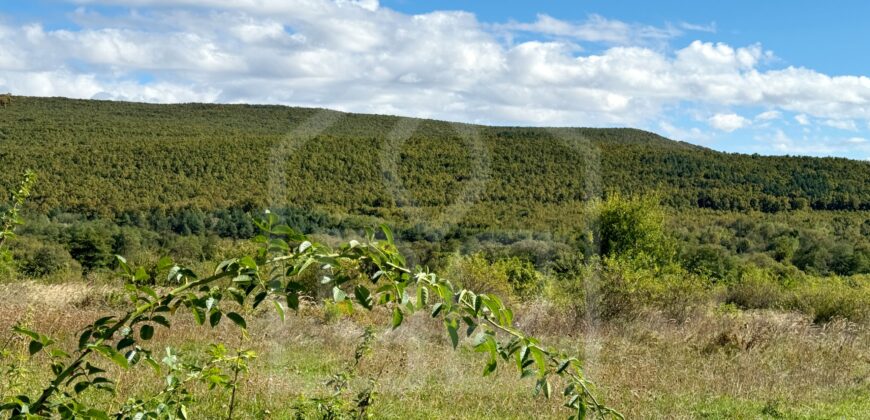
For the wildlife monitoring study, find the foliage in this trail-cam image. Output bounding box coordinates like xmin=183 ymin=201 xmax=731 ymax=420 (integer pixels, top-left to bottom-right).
xmin=12 ymin=239 xmax=80 ymax=278
xmin=0 ymin=170 xmax=36 ymax=275
xmin=593 ymin=193 xmax=674 ymax=264
xmin=2 ymin=97 xmax=869 ymax=227
xmin=1 ymin=215 xmax=621 ymax=419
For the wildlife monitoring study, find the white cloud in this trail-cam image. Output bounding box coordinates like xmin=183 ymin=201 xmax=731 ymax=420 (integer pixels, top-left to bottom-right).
xmin=659 ymin=121 xmax=711 ymax=143
xmin=755 ymin=110 xmax=781 ymax=121
xmin=795 ymin=114 xmax=810 ymax=125
xmin=0 ymin=0 xmax=868 ymax=140
xmin=757 ymin=129 xmax=870 ymax=156
xmin=678 ymin=21 xmax=716 ymax=33
xmin=822 ymin=119 xmax=857 ymax=131
xmin=497 ymin=14 xmax=682 ymax=45
xmin=708 ymin=113 xmax=750 ymax=132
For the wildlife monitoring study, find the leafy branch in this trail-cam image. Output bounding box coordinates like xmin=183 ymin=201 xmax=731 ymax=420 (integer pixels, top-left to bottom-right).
xmin=3 ymin=212 xmax=621 ymax=419
xmin=0 ymin=170 xmax=36 ymax=254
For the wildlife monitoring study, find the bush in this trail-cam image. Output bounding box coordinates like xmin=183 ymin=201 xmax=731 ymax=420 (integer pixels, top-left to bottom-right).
xmin=683 ymin=244 xmax=738 ymax=282
xmin=593 ymin=193 xmax=674 ymax=264
xmin=8 ymin=237 xmax=81 ymax=278
xmin=549 ymin=256 xmax=709 ymax=322
xmin=723 ymin=267 xmax=786 ymax=310
xmin=591 ymin=257 xmax=708 ymax=321
xmin=20 ymin=245 xmax=79 ymax=278
xmin=443 ymin=253 xmax=514 ymax=300
xmin=785 ymin=275 xmax=870 ymax=323
xmin=494 ymin=257 xmax=544 ymax=299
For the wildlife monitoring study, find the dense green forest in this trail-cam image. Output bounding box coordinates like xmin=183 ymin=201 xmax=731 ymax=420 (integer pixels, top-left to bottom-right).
xmin=1 ymin=96 xmax=869 ymax=281
xmin=1 ymin=96 xmax=868 ymax=219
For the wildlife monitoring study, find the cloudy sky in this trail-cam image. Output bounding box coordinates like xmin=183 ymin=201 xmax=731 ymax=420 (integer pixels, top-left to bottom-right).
xmin=2 ymin=0 xmax=870 ymax=159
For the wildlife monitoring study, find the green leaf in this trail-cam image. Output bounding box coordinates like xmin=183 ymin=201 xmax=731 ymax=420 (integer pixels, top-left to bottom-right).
xmin=93 ymin=345 xmax=130 ymax=369
xmin=380 ymin=223 xmax=394 ymax=244
xmin=269 ymin=300 xmax=284 ymax=322
xmin=140 ymin=324 xmax=154 ymax=341
xmin=28 ymin=340 xmax=43 ymax=355
xmin=191 ymin=306 xmax=205 ymax=325
xmin=268 ymin=238 xmax=290 ymax=252
xmin=354 ymin=285 xmax=373 ymax=309
xmin=226 ymin=312 xmax=247 ymax=330
xmin=78 ymin=329 xmax=92 ymax=349
xmin=530 ymin=346 xmax=547 ymax=376
xmin=535 ymin=378 xmax=552 ymax=398
xmin=253 ymin=291 xmax=268 ymax=308
xmin=151 ymin=315 xmax=170 ymax=328
xmin=13 ymin=326 xmax=40 ymax=341
xmin=138 ymin=285 xmax=158 ymax=300
xmin=209 ymin=310 xmax=222 ymax=327
xmin=286 ymin=293 xmax=299 ymax=311
xmin=445 ymin=318 xmax=460 ymax=349
xmin=74 ymin=381 xmax=90 ymax=394
xmin=392 ymin=307 xmax=404 ymax=329
xmin=483 ymin=358 xmax=497 ymax=376
xmin=556 ymin=359 xmax=571 ymax=374
xmin=238 ymin=256 xmax=257 ymax=269
xmin=271 ymin=225 xmax=297 ymax=236
xmin=157 ymin=256 xmax=174 ymax=270
xmin=134 ymin=266 xmax=149 ymax=283
xmin=431 ymin=302 xmax=444 ymax=318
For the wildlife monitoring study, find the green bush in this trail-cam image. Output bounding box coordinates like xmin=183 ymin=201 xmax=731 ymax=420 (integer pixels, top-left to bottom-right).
xmin=548 ymin=256 xmax=709 ymax=322
xmin=493 ymin=257 xmax=544 ymax=299
xmin=444 ymin=253 xmax=514 ymax=300
xmin=683 ymin=244 xmax=738 ymax=282
xmin=723 ymin=267 xmax=787 ymax=310
xmin=19 ymin=244 xmax=79 ymax=278
xmin=593 ymin=193 xmax=675 ymax=264
xmin=785 ymin=275 xmax=870 ymax=323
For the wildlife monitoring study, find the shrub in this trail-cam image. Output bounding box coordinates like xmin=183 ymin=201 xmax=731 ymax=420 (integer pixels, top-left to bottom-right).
xmin=683 ymin=244 xmax=738 ymax=282
xmin=785 ymin=275 xmax=870 ymax=323
xmin=494 ymin=257 xmax=545 ymax=299
xmin=593 ymin=193 xmax=675 ymax=264
xmin=551 ymin=256 xmax=709 ymax=322
xmin=444 ymin=253 xmax=513 ymax=299
xmin=19 ymin=244 xmax=79 ymax=278
xmin=723 ymin=267 xmax=786 ymax=310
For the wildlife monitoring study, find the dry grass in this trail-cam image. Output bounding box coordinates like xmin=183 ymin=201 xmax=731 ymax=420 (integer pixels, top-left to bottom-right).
xmin=1 ymin=283 xmax=868 ymax=419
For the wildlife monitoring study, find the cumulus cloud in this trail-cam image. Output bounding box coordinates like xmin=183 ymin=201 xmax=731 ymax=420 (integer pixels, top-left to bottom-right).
xmin=659 ymin=121 xmax=711 ymax=143
xmin=823 ymin=119 xmax=858 ymax=131
xmin=0 ymin=0 xmax=869 ymax=147
xmin=755 ymin=110 xmax=781 ymax=121
xmin=795 ymin=114 xmax=811 ymax=125
xmin=758 ymin=129 xmax=870 ymax=156
xmin=709 ymin=113 xmax=750 ymax=132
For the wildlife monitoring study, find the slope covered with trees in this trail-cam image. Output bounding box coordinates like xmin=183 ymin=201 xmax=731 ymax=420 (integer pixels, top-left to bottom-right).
xmin=1 ymin=96 xmax=868 ymax=224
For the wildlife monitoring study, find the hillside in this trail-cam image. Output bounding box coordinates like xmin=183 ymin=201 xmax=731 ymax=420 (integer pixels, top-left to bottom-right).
xmin=1 ymin=96 xmax=869 ymax=229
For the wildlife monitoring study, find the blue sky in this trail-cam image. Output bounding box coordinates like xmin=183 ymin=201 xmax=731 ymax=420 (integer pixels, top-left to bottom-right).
xmin=1 ymin=1 xmax=869 ymax=160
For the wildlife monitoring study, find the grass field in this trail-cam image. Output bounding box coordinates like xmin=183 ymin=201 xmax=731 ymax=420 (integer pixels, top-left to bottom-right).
xmin=2 ymin=281 xmax=867 ymax=419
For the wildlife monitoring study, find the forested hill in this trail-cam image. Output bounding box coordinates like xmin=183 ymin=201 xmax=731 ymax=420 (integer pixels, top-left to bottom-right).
xmin=1 ymin=96 xmax=868 ymax=224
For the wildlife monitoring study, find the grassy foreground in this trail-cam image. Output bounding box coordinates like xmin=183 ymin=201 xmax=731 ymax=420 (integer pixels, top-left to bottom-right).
xmin=1 ymin=282 xmax=867 ymax=419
